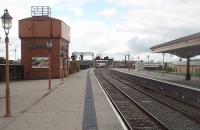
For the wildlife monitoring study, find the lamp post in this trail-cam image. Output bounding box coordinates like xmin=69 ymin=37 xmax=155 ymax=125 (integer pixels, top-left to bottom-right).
xmin=162 ymin=53 xmax=165 ymax=77
xmin=128 ymin=54 xmax=130 ymax=71
xmin=61 ymin=48 xmax=64 ymax=81
xmin=147 ymin=55 xmax=149 ymax=74
xmin=14 ymin=48 xmax=16 ymax=61
xmin=125 ymin=54 xmax=130 ymax=70
xmin=1 ymin=9 xmax=13 ymax=117
xmin=137 ymin=56 xmax=140 ymax=72
xmin=131 ymin=57 xmax=133 ymax=71
xmin=125 ymin=55 xmax=127 ymax=67
xmin=47 ymin=39 xmax=52 ymax=90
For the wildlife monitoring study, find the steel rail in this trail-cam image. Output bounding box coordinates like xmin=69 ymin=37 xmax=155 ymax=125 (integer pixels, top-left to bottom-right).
xmin=96 ymin=70 xmax=169 ymax=130
xmin=106 ymin=70 xmax=200 ymax=125
xmin=95 ymin=72 xmax=132 ymax=130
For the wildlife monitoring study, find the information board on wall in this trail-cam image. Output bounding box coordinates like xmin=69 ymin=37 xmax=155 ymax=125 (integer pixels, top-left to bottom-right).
xmin=32 ymin=57 xmax=49 ymax=68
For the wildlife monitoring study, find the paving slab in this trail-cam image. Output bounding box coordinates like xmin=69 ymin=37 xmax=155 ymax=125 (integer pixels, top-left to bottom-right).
xmin=0 ymin=69 xmax=124 ymax=130
xmin=0 ymin=78 xmax=63 ymax=130
xmin=1 ymin=70 xmax=86 ymax=130
xmin=90 ymin=69 xmax=125 ymax=130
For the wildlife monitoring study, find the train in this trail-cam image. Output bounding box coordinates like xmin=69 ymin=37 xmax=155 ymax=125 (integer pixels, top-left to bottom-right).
xmin=96 ymin=62 xmax=106 ymax=68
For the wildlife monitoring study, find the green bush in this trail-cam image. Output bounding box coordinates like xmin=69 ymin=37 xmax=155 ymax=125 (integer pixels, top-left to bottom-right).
xmin=192 ymin=73 xmax=200 ymax=77
xmin=75 ymin=62 xmax=80 ymax=72
xmin=69 ymin=61 xmax=80 ymax=74
xmin=165 ymin=67 xmax=173 ymax=72
xmin=69 ymin=62 xmax=74 ymax=74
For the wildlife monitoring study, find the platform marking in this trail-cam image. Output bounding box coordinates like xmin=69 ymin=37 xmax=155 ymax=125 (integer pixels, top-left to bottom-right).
xmin=82 ymin=70 xmax=98 ymax=130
xmin=92 ymin=69 xmax=128 ymax=130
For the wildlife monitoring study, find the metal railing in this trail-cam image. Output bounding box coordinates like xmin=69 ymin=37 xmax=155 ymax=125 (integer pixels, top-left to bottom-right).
xmin=31 ymin=6 xmax=51 ymax=17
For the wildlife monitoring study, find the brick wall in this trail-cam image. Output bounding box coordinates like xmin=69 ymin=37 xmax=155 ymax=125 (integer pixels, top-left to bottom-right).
xmin=19 ymin=16 xmax=70 ymax=79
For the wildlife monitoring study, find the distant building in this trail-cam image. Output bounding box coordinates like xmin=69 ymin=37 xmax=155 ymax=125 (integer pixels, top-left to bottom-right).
xmin=131 ymin=60 xmax=200 ymax=75
xmin=0 ymin=57 xmax=23 ymax=81
xmin=94 ymin=56 xmax=114 ymax=68
xmin=174 ymin=60 xmax=200 ymax=74
xmin=132 ymin=62 xmax=144 ymax=71
xmin=0 ymin=57 xmax=5 ymax=64
xmin=132 ymin=62 xmax=163 ymax=71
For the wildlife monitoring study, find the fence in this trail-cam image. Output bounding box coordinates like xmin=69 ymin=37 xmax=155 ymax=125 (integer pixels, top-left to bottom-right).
xmin=0 ymin=64 xmax=23 ymax=81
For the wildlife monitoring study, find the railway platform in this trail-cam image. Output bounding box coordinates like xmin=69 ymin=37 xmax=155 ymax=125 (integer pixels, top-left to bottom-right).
xmin=113 ymin=68 xmax=200 ymax=90
xmin=0 ymin=69 xmax=124 ymax=130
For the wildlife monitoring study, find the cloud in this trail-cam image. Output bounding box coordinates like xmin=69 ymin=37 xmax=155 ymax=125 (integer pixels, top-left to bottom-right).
xmin=126 ymin=37 xmax=152 ymax=54
xmin=98 ymin=7 xmax=117 ymax=18
xmin=69 ymin=19 xmax=130 ymax=57
xmin=0 ymin=0 xmax=88 ymax=60
xmin=109 ymin=0 xmax=200 ymax=59
xmin=1 ymin=0 xmax=200 ymax=62
xmin=69 ymin=7 xmax=83 ymax=16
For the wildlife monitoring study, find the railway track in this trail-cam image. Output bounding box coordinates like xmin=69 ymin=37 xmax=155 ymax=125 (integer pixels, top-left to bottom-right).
xmin=95 ymin=69 xmax=168 ymax=130
xmin=94 ymin=68 xmax=200 ymax=130
xmin=107 ymin=69 xmax=200 ymax=124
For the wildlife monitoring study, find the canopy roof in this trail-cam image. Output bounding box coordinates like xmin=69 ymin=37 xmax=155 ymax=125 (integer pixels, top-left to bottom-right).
xmin=150 ymin=32 xmax=200 ymax=58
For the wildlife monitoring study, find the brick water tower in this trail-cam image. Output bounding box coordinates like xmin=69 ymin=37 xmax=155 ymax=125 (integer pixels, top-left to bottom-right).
xmin=19 ymin=6 xmax=70 ymax=79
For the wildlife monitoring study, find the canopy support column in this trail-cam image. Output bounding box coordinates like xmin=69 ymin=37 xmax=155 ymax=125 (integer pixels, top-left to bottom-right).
xmin=186 ymin=57 xmax=191 ymax=80
xmin=162 ymin=53 xmax=165 ymax=77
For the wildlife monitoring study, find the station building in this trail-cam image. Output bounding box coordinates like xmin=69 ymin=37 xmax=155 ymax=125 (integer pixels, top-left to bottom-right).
xmin=19 ymin=7 xmax=70 ymax=79
xmin=174 ymin=60 xmax=200 ymax=74
xmin=94 ymin=58 xmax=114 ymax=68
xmin=132 ymin=62 xmax=163 ymax=71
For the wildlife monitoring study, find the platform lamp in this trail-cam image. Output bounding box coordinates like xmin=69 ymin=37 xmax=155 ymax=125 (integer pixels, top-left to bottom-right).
xmin=60 ymin=48 xmax=64 ymax=81
xmin=147 ymin=55 xmax=149 ymax=74
xmin=137 ymin=56 xmax=140 ymax=72
xmin=128 ymin=54 xmax=130 ymax=71
xmin=1 ymin=9 xmax=13 ymax=117
xmin=162 ymin=53 xmax=165 ymax=77
xmin=131 ymin=57 xmax=134 ymax=71
xmin=47 ymin=39 xmax=52 ymax=90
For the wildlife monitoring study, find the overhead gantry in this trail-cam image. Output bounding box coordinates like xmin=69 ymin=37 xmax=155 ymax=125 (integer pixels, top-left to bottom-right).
xmin=72 ymin=52 xmax=94 ymax=60
xmin=150 ymin=32 xmax=200 ymax=80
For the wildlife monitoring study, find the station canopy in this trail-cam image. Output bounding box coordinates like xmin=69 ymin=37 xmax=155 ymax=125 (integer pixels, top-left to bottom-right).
xmin=150 ymin=32 xmax=200 ymax=58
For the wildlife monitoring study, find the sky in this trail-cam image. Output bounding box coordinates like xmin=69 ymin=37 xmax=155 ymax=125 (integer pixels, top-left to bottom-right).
xmin=0 ymin=0 xmax=200 ymax=62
